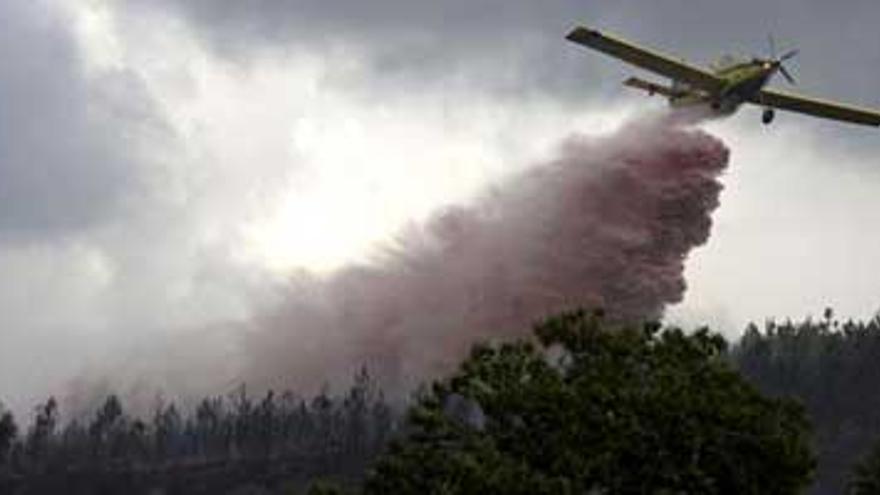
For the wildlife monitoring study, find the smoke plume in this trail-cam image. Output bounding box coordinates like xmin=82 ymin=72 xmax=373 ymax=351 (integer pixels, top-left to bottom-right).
xmin=243 ymin=117 xmax=730 ymax=394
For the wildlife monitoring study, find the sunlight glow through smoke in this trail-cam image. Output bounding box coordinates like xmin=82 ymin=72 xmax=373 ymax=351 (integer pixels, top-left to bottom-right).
xmin=69 ymin=0 xmax=639 ymax=275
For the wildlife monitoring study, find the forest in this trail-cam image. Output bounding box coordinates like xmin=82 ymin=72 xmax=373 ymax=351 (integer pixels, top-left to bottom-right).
xmin=1 ymin=309 xmax=880 ymax=494
xmin=0 ymin=369 xmax=395 ymax=494
xmin=735 ymin=310 xmax=880 ymax=494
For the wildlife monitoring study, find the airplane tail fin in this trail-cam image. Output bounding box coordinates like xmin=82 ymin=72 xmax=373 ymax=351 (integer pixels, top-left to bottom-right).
xmin=623 ymin=77 xmax=677 ymax=98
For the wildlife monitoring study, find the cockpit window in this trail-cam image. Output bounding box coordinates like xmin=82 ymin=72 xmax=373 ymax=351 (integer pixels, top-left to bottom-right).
xmin=710 ymin=54 xmax=748 ymax=71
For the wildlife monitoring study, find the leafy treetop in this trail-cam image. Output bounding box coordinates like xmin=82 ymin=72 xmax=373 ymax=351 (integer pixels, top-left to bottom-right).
xmin=365 ymin=310 xmax=816 ymax=495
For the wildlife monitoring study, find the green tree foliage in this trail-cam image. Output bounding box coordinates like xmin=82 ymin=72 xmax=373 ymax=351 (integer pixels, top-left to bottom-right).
xmin=849 ymin=439 xmax=880 ymax=495
xmin=366 ymin=310 xmax=816 ymax=495
xmin=0 ymin=371 xmax=396 ymax=494
xmin=732 ymin=311 xmax=880 ymax=494
xmin=0 ymin=404 xmax=17 ymax=467
xmin=25 ymin=397 xmax=58 ymax=469
xmin=307 ymin=479 xmax=349 ymax=494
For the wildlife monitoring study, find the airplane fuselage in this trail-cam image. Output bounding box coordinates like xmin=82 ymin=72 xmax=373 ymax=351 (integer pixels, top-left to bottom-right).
xmin=671 ymin=62 xmax=776 ymax=115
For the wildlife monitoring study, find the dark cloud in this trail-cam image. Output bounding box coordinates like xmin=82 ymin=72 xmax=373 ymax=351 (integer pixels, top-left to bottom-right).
xmin=124 ymin=0 xmax=880 ymax=106
xmin=126 ymin=0 xmax=573 ymax=44
xmin=0 ymin=2 xmax=161 ymax=240
xmin=119 ymin=0 xmax=615 ymax=101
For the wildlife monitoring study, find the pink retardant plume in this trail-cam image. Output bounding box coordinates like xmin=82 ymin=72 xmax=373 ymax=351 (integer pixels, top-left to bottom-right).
xmin=244 ymin=117 xmax=730 ymax=395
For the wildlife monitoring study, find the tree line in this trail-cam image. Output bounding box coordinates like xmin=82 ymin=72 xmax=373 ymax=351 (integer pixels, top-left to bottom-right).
xmin=0 ymin=368 xmax=396 ymax=494
xmin=732 ymin=309 xmax=880 ymax=494
xmin=4 ymin=309 xmax=880 ymax=494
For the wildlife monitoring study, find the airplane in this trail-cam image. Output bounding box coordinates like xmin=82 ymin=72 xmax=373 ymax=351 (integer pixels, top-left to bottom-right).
xmin=565 ymin=25 xmax=880 ymax=127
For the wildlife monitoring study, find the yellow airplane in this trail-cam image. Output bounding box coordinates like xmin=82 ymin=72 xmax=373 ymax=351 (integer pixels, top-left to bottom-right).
xmin=566 ymin=25 xmax=880 ymax=127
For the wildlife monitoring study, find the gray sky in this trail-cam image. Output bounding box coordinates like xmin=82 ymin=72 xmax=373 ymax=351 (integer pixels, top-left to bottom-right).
xmin=0 ymin=2 xmax=152 ymax=238
xmin=2 ymin=0 xmax=880 ymax=414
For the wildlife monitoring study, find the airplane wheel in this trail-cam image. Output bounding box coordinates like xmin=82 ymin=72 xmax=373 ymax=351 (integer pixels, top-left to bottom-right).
xmin=762 ymin=108 xmax=775 ymax=125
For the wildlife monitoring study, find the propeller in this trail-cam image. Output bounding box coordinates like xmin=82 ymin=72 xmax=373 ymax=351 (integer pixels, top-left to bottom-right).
xmin=778 ymin=63 xmax=797 ymax=85
xmin=766 ymin=34 xmax=799 ymax=85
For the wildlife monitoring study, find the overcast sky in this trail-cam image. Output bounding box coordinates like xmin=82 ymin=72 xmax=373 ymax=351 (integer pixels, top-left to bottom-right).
xmin=1 ymin=0 xmax=879 ymax=414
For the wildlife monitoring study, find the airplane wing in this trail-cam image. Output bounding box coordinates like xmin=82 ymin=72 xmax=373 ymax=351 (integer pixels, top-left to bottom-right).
xmin=566 ymin=26 xmax=724 ymax=94
xmin=752 ymin=88 xmax=880 ymax=127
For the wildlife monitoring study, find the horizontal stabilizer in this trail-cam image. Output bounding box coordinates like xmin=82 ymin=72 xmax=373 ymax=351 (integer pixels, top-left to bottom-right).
xmin=623 ymin=77 xmax=678 ymax=98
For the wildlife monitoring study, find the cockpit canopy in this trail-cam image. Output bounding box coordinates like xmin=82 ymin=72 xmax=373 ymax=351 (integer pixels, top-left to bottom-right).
xmin=710 ymin=54 xmax=750 ymax=72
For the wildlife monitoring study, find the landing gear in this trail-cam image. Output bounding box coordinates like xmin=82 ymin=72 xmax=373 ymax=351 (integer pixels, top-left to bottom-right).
xmin=762 ymin=108 xmax=775 ymax=125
